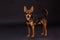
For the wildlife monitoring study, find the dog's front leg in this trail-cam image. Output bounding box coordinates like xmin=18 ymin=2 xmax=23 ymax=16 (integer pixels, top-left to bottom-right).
xmin=27 ymin=24 xmax=31 ymax=38
xmin=31 ymin=25 xmax=34 ymax=38
xmin=30 ymin=22 xmax=35 ymax=38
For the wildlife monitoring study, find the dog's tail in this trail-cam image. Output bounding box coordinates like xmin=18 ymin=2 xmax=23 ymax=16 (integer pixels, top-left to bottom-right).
xmin=42 ymin=8 xmax=48 ymax=19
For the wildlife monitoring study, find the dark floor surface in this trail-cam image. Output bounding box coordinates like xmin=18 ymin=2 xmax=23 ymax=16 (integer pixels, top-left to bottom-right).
xmin=0 ymin=24 xmax=60 ymax=40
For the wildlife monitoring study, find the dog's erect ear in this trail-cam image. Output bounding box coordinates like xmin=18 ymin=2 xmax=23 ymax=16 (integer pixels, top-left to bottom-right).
xmin=24 ymin=6 xmax=27 ymax=12
xmin=30 ymin=6 xmax=34 ymax=13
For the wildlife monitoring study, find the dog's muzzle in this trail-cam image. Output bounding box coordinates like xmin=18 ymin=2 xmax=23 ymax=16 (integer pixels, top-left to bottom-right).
xmin=27 ymin=18 xmax=30 ymax=20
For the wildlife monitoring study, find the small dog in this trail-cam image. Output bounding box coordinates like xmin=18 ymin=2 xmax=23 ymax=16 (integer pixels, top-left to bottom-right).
xmin=24 ymin=5 xmax=48 ymax=38
xmin=24 ymin=5 xmax=35 ymax=38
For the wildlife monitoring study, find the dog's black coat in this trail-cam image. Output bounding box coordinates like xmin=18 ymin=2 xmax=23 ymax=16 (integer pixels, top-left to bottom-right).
xmin=24 ymin=0 xmax=48 ymax=25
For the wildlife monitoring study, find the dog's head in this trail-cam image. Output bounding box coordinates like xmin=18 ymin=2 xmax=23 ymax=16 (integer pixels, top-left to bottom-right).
xmin=24 ymin=6 xmax=34 ymax=20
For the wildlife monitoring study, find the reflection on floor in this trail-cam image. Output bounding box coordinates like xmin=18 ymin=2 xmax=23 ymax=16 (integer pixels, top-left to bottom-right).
xmin=0 ymin=24 xmax=60 ymax=40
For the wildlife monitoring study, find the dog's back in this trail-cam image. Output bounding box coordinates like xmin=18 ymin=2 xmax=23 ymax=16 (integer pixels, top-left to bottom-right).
xmin=33 ymin=8 xmax=48 ymax=25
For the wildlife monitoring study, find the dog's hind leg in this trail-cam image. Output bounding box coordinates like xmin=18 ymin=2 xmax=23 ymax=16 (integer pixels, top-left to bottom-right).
xmin=41 ymin=19 xmax=47 ymax=36
xmin=43 ymin=20 xmax=47 ymax=36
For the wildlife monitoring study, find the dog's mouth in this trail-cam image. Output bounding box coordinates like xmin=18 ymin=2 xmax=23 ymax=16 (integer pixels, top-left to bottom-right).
xmin=27 ymin=18 xmax=30 ymax=20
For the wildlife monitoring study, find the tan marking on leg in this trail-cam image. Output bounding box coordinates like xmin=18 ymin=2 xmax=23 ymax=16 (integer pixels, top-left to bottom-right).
xmin=30 ymin=21 xmax=35 ymax=38
xmin=43 ymin=19 xmax=47 ymax=36
xmin=27 ymin=25 xmax=30 ymax=37
xmin=41 ymin=19 xmax=47 ymax=36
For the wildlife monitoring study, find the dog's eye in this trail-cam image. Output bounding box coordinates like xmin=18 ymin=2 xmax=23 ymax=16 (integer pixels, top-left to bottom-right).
xmin=26 ymin=12 xmax=27 ymax=14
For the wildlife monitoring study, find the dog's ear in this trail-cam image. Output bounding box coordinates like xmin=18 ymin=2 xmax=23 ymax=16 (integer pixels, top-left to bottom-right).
xmin=24 ymin=6 xmax=27 ymax=12
xmin=30 ymin=6 xmax=34 ymax=13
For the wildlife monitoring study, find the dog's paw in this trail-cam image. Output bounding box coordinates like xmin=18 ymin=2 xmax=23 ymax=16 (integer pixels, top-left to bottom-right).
xmin=44 ymin=31 xmax=47 ymax=36
xmin=31 ymin=35 xmax=34 ymax=38
xmin=44 ymin=33 xmax=47 ymax=37
xmin=27 ymin=34 xmax=30 ymax=38
xmin=41 ymin=31 xmax=47 ymax=36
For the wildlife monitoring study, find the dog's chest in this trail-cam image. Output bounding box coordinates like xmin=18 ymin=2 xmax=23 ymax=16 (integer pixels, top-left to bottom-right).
xmin=26 ymin=20 xmax=33 ymax=24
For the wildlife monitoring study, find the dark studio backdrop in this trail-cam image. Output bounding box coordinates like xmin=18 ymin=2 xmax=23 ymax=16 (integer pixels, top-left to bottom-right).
xmin=0 ymin=0 xmax=60 ymax=40
xmin=0 ymin=0 xmax=60 ymax=26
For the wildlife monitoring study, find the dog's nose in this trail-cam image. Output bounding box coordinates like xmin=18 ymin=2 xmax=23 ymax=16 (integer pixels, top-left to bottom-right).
xmin=27 ymin=15 xmax=29 ymax=18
